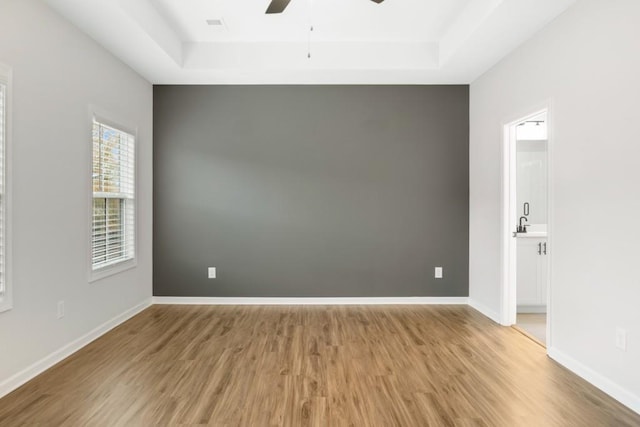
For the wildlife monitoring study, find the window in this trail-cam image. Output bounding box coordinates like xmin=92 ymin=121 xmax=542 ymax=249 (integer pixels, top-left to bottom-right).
xmin=91 ymin=118 xmax=136 ymax=275
xmin=0 ymin=64 xmax=10 ymax=312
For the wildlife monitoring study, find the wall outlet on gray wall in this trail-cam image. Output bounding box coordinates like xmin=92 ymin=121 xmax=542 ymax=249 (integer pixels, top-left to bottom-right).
xmin=208 ymin=267 xmax=217 ymax=279
xmin=435 ymin=267 xmax=443 ymax=279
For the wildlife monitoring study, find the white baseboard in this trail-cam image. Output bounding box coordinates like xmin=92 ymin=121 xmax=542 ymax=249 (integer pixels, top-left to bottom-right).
xmin=0 ymin=298 xmax=152 ymax=400
xmin=468 ymin=299 xmax=501 ymax=324
xmin=152 ymin=296 xmax=469 ymax=306
xmin=548 ymin=347 xmax=640 ymax=415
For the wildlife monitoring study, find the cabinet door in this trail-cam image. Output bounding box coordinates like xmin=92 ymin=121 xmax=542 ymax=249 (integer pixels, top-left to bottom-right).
xmin=516 ymin=239 xmax=541 ymax=305
xmin=538 ymin=240 xmax=548 ymax=306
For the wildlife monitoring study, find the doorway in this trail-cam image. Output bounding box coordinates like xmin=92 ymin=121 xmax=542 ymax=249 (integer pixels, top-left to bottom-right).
xmin=501 ymin=107 xmax=551 ymax=348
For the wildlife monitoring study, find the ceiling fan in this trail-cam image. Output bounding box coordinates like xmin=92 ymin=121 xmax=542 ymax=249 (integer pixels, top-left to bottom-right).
xmin=266 ymin=0 xmax=384 ymax=14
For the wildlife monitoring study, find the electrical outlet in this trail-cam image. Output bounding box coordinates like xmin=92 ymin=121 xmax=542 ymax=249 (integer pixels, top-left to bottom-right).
xmin=435 ymin=267 xmax=443 ymax=279
xmin=208 ymin=267 xmax=217 ymax=279
xmin=57 ymin=301 xmax=65 ymax=319
xmin=616 ymin=328 xmax=627 ymax=351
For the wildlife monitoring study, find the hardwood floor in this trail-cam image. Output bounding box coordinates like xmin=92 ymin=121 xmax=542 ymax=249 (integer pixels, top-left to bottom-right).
xmin=0 ymin=305 xmax=638 ymax=426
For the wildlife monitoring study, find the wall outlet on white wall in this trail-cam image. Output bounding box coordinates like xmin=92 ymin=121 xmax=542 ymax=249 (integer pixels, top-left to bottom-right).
xmin=435 ymin=267 xmax=443 ymax=279
xmin=208 ymin=267 xmax=217 ymax=279
xmin=57 ymin=301 xmax=65 ymax=319
xmin=616 ymin=328 xmax=627 ymax=351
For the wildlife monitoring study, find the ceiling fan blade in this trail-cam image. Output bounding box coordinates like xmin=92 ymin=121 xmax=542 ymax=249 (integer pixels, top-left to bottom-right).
xmin=266 ymin=0 xmax=292 ymax=14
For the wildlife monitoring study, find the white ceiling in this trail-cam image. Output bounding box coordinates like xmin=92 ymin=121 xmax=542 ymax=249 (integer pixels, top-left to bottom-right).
xmin=43 ymin=0 xmax=577 ymax=84
xmin=152 ymin=0 xmax=470 ymax=43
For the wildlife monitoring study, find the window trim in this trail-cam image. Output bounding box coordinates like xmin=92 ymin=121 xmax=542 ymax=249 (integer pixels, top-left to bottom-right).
xmin=0 ymin=63 xmax=12 ymax=313
xmin=88 ymin=106 xmax=138 ymax=283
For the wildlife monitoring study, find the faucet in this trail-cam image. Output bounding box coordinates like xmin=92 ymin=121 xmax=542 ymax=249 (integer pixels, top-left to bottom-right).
xmin=518 ymin=216 xmax=528 ymax=233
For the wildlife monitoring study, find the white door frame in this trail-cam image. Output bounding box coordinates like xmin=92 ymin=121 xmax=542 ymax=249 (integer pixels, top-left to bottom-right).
xmin=500 ymin=102 xmax=553 ymax=349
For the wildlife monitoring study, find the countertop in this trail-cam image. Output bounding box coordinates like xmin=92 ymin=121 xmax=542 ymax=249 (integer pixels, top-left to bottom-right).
xmin=515 ymin=231 xmax=547 ymax=238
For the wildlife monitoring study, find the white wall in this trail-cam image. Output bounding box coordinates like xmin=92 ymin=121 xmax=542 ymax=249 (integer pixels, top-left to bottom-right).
xmin=0 ymin=0 xmax=152 ymax=392
xmin=470 ymin=0 xmax=640 ymax=412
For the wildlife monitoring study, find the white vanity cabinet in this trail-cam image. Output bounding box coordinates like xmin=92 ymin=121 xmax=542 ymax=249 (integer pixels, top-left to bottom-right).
xmin=516 ymin=236 xmax=548 ymax=311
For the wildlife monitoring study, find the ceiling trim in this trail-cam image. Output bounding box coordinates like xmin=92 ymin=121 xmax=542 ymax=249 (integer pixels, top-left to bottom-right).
xmin=118 ymin=0 xmax=183 ymax=66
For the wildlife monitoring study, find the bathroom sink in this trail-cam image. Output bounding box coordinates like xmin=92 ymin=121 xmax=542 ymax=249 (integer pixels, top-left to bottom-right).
xmin=516 ymin=223 xmax=547 ymax=238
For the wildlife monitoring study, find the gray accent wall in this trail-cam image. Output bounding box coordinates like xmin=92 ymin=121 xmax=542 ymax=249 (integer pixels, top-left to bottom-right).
xmin=153 ymin=86 xmax=469 ymax=297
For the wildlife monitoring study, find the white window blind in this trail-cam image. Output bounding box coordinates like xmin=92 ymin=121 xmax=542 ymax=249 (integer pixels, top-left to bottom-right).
xmin=92 ymin=119 xmax=135 ymax=270
xmin=0 ymin=82 xmax=5 ymax=297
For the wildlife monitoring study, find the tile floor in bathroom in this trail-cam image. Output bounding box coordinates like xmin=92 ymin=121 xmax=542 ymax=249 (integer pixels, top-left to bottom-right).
xmin=516 ymin=313 xmax=547 ymax=345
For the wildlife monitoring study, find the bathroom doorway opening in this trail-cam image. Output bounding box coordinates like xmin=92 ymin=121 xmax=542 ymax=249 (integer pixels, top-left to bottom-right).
xmin=501 ymin=107 xmax=551 ymax=348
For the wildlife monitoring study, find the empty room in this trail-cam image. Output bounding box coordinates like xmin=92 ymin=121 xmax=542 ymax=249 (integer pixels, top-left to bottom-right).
xmin=0 ymin=0 xmax=639 ymax=425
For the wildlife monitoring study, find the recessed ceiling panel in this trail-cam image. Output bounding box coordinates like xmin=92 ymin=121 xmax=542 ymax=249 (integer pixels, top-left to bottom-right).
xmin=151 ymin=0 xmax=471 ymax=43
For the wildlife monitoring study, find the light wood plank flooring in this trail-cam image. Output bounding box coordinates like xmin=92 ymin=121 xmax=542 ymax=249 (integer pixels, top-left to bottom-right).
xmin=0 ymin=305 xmax=638 ymax=426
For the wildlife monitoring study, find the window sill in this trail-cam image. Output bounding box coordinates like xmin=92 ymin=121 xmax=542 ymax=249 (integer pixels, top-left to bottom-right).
xmin=89 ymin=258 xmax=137 ymax=283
